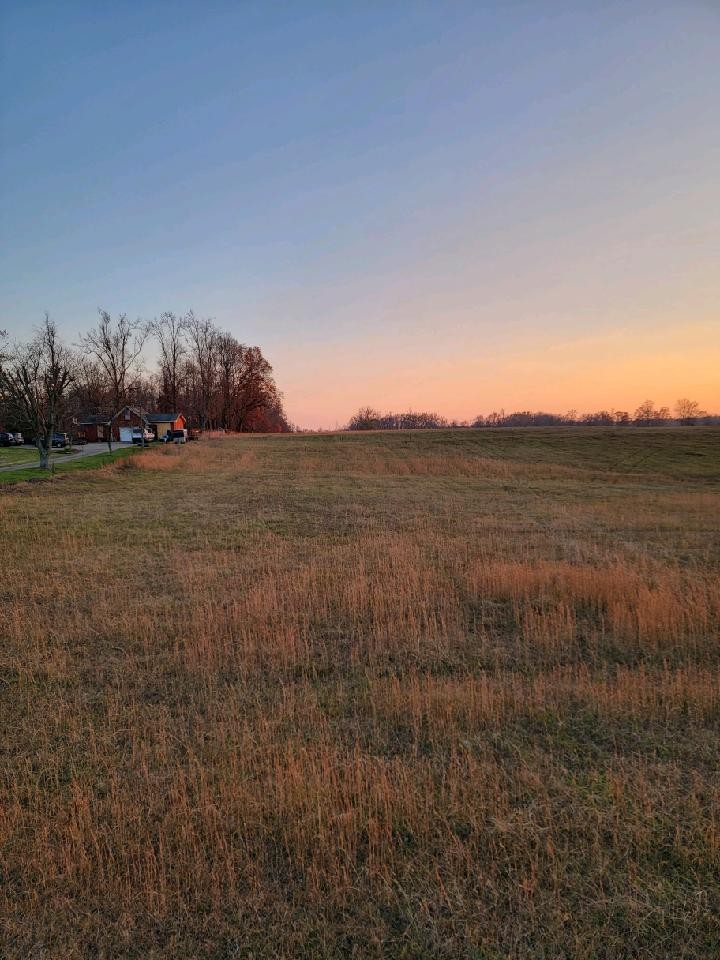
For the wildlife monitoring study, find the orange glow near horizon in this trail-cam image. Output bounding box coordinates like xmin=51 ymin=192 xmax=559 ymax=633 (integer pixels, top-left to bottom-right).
xmin=275 ymin=318 xmax=719 ymax=429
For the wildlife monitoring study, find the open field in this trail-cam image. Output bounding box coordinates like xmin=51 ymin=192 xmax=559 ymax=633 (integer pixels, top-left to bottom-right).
xmin=1 ymin=428 xmax=719 ymax=958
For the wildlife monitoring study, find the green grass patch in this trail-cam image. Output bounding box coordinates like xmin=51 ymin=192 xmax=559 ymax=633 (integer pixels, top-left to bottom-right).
xmin=251 ymin=427 xmax=720 ymax=482
xmin=0 ymin=446 xmax=41 ymax=466
xmin=0 ymin=445 xmax=141 ymax=484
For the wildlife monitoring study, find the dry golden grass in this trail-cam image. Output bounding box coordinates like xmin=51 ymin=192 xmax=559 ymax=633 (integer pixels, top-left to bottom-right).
xmin=1 ymin=428 xmax=719 ymax=958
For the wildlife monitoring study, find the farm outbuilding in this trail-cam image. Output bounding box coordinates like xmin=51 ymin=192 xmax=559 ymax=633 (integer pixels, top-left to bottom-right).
xmin=145 ymin=412 xmax=187 ymax=440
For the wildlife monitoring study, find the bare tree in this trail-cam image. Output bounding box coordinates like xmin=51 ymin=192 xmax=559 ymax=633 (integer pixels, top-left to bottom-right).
xmin=675 ymin=398 xmax=705 ymax=426
xmin=151 ymin=311 xmax=187 ymax=411
xmin=0 ymin=316 xmax=74 ymax=469
xmin=215 ymin=332 xmax=241 ymax=428
xmin=347 ymin=407 xmax=382 ymax=430
xmin=73 ymin=357 xmax=111 ymax=410
xmin=185 ymin=313 xmax=218 ymax=429
xmin=79 ymin=310 xmax=148 ymax=449
xmin=634 ymin=400 xmax=657 ymax=425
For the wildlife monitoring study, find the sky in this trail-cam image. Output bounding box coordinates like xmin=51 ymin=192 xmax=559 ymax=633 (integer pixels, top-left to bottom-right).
xmin=1 ymin=1 xmax=718 ymax=428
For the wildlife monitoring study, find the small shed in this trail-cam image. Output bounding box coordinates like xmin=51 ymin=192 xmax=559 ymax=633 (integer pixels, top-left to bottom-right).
xmin=145 ymin=412 xmax=187 ymax=440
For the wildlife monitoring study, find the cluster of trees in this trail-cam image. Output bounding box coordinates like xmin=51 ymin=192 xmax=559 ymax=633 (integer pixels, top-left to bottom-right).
xmin=348 ymin=408 xmax=450 ymax=431
xmin=348 ymin=400 xmax=714 ymax=432
xmin=0 ymin=311 xmax=290 ymax=465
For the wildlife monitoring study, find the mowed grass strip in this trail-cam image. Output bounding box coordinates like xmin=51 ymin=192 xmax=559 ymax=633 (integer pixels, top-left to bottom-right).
xmin=0 ymin=446 xmax=144 ymax=485
xmin=0 ymin=446 xmax=48 ymax=468
xmin=1 ymin=429 xmax=719 ymax=959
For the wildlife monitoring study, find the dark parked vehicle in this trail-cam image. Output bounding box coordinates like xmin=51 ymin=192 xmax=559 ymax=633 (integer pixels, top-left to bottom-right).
xmin=0 ymin=431 xmax=16 ymax=447
xmin=52 ymin=433 xmax=69 ymax=448
xmin=161 ymin=429 xmax=187 ymax=444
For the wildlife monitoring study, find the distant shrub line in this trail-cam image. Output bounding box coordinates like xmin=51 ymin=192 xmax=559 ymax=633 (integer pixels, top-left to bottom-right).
xmin=347 ymin=400 xmax=717 ymax=431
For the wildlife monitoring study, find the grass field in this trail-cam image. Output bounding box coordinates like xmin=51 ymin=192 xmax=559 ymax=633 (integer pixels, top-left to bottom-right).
xmin=1 ymin=428 xmax=719 ymax=958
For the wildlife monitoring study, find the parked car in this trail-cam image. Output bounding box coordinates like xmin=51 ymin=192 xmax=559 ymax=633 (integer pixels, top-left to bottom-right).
xmin=131 ymin=427 xmax=154 ymax=444
xmin=170 ymin=428 xmax=187 ymax=444
xmin=0 ymin=431 xmax=15 ymax=447
xmin=13 ymin=432 xmax=23 ymax=445
xmin=52 ymin=433 xmax=69 ymax=448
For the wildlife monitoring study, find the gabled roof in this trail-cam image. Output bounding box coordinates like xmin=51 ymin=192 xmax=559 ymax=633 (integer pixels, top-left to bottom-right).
xmin=111 ymin=406 xmax=148 ymax=423
xmin=110 ymin=406 xmax=185 ymax=424
xmin=78 ymin=414 xmax=111 ymax=425
xmin=145 ymin=412 xmax=181 ymax=423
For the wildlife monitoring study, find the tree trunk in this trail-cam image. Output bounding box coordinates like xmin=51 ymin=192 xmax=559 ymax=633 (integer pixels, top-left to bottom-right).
xmin=37 ymin=438 xmax=50 ymax=470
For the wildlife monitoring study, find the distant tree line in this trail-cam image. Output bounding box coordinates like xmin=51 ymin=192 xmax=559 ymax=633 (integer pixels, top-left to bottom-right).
xmin=0 ymin=311 xmax=291 ymax=461
xmin=348 ymin=400 xmax=716 ymax=431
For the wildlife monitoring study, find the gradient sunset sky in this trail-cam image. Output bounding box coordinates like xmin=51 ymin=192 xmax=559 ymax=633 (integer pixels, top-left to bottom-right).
xmin=1 ymin=1 xmax=718 ymax=428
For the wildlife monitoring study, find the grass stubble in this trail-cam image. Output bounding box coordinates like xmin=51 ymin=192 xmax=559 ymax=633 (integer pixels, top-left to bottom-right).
xmin=1 ymin=429 xmax=719 ymax=958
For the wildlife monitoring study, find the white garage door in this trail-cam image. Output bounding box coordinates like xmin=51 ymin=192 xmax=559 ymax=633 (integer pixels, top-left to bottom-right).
xmin=119 ymin=427 xmax=133 ymax=443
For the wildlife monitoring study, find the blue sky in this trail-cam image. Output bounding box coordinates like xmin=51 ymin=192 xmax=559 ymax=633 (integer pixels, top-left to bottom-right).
xmin=1 ymin=1 xmax=719 ymax=426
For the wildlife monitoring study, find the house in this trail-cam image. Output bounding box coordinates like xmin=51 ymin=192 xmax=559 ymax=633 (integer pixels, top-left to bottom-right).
xmin=76 ymin=414 xmax=111 ymax=443
xmin=110 ymin=406 xmax=187 ymax=442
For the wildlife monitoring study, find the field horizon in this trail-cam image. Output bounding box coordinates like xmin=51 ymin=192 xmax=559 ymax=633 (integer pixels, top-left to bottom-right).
xmin=2 ymin=427 xmax=719 ymax=958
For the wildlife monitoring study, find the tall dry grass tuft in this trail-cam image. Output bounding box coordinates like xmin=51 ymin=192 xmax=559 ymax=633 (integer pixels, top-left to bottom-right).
xmin=110 ymin=447 xmax=185 ymax=471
